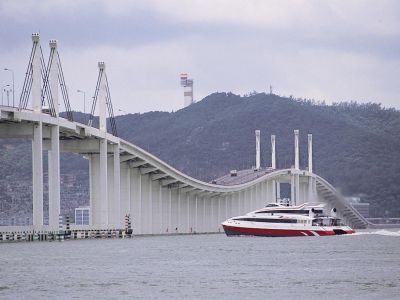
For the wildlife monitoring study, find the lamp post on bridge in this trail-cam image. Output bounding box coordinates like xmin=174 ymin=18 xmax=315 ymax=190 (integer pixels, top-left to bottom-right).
xmin=4 ymin=68 xmax=14 ymax=107
xmin=77 ymin=89 xmax=86 ymax=123
xmin=1 ymin=84 xmax=10 ymax=106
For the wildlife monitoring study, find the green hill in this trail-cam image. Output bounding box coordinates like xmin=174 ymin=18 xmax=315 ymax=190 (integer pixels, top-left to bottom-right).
xmin=1 ymin=92 xmax=400 ymax=221
xmin=115 ymin=92 xmax=400 ymax=217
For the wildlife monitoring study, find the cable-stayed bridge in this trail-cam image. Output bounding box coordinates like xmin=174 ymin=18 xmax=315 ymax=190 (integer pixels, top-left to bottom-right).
xmin=0 ymin=34 xmax=371 ymax=238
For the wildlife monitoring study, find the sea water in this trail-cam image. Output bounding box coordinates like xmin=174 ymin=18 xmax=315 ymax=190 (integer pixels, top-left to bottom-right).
xmin=0 ymin=230 xmax=399 ymax=299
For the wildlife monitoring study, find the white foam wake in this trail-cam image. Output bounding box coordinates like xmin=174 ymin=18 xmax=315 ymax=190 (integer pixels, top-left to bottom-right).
xmin=352 ymin=229 xmax=400 ymax=237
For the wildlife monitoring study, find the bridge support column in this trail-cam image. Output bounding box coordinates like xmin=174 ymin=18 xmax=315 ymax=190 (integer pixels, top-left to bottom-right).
xmin=197 ymin=196 xmax=204 ymax=232
xmin=233 ymin=193 xmax=239 ymax=221
xmin=257 ymin=183 xmax=263 ymax=208
xmin=148 ymin=177 xmax=153 ymax=234
xmin=299 ymin=181 xmax=306 ymax=204
xmin=154 ymin=184 xmax=161 ymax=234
xmin=308 ymin=176 xmax=316 ymax=202
xmin=161 ymin=185 xmax=169 ymax=233
xmin=31 ymin=33 xmax=43 ymax=228
xmin=114 ymin=146 xmax=121 ymax=227
xmin=167 ymin=188 xmax=172 ymax=233
xmin=107 ymin=151 xmax=121 ymax=228
xmin=228 ymin=194 xmax=234 ymax=220
xmin=203 ymin=196 xmax=208 ymax=232
xmin=89 ymin=142 xmax=109 ymax=227
xmin=99 ymin=139 xmax=108 ymax=227
xmin=255 ymin=184 xmax=260 ymax=209
xmin=291 ymin=174 xmax=295 ymax=205
xmin=295 ymin=174 xmax=300 ymax=205
xmin=276 ymin=181 xmax=281 ymax=202
xmin=217 ymin=197 xmax=222 ymax=232
xmin=139 ymin=174 xmax=151 ymax=234
xmin=188 ymin=193 xmax=195 ymax=233
xmin=120 ymin=163 xmax=130 ymax=225
xmin=32 ymin=122 xmax=43 ymax=228
xmin=150 ymin=180 xmax=160 ymax=234
xmin=212 ymin=196 xmax=219 ymax=232
xmin=204 ymin=196 xmax=208 ymax=232
xmin=48 ymin=125 xmax=60 ymax=230
xmin=194 ymin=195 xmax=198 ymax=232
xmin=245 ymin=188 xmax=251 ymax=212
xmin=89 ymin=154 xmax=100 ymax=226
xmin=185 ymin=193 xmax=190 ymax=233
xmin=177 ymin=190 xmax=181 ymax=233
xmin=170 ymin=188 xmax=179 ymax=233
xmin=251 ymin=187 xmax=256 ymax=211
xmin=206 ymin=196 xmax=213 ymax=232
xmin=225 ymin=195 xmax=229 ymax=220
xmin=268 ymin=180 xmax=276 ymax=204
xmin=48 ymin=39 xmax=60 ymax=230
xmin=180 ymin=190 xmax=186 ymax=233
xmin=313 ymin=178 xmax=317 ymax=198
xmin=253 ymin=186 xmax=257 ymax=209
xmin=238 ymin=191 xmax=243 ymax=215
xmin=131 ymin=168 xmax=142 ymax=234
xmin=107 ymin=156 xmax=114 ymax=226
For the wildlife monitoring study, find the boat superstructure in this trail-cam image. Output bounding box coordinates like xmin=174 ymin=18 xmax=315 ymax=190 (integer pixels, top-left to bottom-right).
xmin=222 ymin=202 xmax=355 ymax=237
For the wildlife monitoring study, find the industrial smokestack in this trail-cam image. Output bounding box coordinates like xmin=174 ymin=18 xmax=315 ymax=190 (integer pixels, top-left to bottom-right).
xmin=294 ymin=129 xmax=299 ymax=170
xmin=271 ymin=135 xmax=276 ymax=169
xmin=255 ymin=130 xmax=261 ymax=170
xmin=308 ymin=134 xmax=313 ymax=173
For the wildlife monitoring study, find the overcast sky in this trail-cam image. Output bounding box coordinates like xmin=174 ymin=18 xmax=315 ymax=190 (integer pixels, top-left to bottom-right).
xmin=0 ymin=0 xmax=399 ymax=114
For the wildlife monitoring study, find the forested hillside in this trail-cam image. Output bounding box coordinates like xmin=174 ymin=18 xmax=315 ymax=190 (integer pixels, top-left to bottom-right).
xmin=1 ymin=92 xmax=399 ymax=221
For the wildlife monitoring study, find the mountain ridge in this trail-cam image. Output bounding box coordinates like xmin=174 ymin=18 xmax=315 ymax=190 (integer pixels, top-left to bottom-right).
xmin=1 ymin=92 xmax=399 ymax=221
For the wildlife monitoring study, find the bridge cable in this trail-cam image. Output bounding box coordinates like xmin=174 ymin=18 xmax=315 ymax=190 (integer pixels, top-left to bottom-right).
xmin=56 ymin=51 xmax=74 ymax=121
xmin=18 ymin=42 xmax=36 ymax=110
xmin=40 ymin=45 xmax=57 ymax=117
xmin=88 ymin=68 xmax=103 ymax=127
xmin=104 ymin=73 xmax=118 ymax=136
xmin=21 ymin=68 xmax=33 ymax=110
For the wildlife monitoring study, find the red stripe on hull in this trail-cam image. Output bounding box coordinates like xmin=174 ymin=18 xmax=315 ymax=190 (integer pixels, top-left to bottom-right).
xmin=223 ymin=225 xmax=338 ymax=237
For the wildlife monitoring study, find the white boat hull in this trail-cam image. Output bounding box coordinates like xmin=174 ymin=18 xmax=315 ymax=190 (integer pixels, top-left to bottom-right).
xmin=222 ymin=220 xmax=355 ymax=237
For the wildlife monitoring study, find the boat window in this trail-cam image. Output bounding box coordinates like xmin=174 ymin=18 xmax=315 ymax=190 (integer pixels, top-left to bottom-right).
xmin=312 ymin=219 xmax=323 ymax=226
xmin=330 ymin=219 xmax=341 ymax=226
xmin=235 ymin=218 xmax=297 ymax=224
xmin=255 ymin=209 xmax=309 ymax=215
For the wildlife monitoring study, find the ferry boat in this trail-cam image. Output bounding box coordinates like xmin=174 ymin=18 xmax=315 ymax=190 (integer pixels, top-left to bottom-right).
xmin=222 ymin=202 xmax=355 ymax=237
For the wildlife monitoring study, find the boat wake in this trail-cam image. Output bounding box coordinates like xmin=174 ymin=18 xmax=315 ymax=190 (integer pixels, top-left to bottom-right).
xmin=352 ymin=229 xmax=400 ymax=237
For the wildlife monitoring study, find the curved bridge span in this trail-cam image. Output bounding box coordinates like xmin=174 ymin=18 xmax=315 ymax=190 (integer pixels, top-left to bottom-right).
xmin=0 ymin=34 xmax=370 ymax=234
xmin=0 ymin=105 xmax=369 ymax=232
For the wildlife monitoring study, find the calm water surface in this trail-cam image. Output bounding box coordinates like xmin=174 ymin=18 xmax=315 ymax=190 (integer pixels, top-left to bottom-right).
xmin=1 ymin=230 xmax=400 ymax=299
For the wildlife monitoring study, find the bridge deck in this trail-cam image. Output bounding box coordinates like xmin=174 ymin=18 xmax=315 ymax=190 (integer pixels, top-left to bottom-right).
xmin=212 ymin=168 xmax=276 ymax=185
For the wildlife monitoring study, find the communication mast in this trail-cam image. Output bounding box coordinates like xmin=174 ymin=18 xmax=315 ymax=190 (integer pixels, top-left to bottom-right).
xmin=180 ymin=73 xmax=194 ymax=107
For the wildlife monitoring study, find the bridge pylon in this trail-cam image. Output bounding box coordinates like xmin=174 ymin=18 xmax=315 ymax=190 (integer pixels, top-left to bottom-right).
xmin=31 ymin=33 xmax=44 ymax=229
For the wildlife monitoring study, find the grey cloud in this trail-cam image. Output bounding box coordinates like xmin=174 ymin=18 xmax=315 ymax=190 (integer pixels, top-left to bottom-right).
xmin=0 ymin=0 xmax=399 ymax=114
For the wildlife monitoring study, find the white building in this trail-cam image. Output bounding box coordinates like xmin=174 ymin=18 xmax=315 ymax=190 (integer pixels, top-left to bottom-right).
xmin=75 ymin=207 xmax=90 ymax=225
